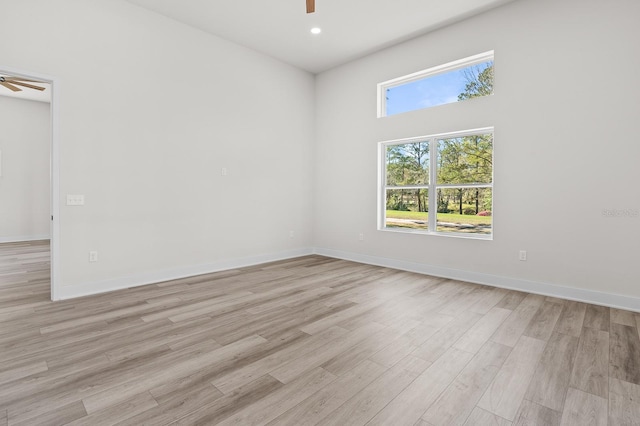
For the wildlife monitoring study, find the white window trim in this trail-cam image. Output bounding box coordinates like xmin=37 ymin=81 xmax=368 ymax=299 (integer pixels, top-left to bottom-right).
xmin=378 ymin=127 xmax=494 ymax=240
xmin=377 ymin=50 xmax=494 ymax=118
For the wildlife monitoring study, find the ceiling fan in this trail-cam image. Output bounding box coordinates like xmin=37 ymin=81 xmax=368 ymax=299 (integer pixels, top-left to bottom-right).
xmin=0 ymin=76 xmax=46 ymax=93
xmin=306 ymin=0 xmax=315 ymax=13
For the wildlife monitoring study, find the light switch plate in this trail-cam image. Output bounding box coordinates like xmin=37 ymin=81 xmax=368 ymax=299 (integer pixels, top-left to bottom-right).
xmin=66 ymin=194 xmax=85 ymax=206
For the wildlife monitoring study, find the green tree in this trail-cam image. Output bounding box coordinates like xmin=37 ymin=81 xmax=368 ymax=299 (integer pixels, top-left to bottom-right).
xmin=404 ymin=142 xmax=429 ymax=211
xmin=386 ymin=142 xmax=429 ymax=212
xmin=437 ymin=135 xmax=492 ymax=214
xmin=433 ymin=61 xmax=494 ymax=214
xmin=386 ymin=145 xmax=410 ymax=210
xmin=458 ymin=62 xmax=494 ymax=101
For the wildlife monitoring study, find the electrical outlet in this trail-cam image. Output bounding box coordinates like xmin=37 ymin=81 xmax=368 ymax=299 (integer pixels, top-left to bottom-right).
xmin=221 ymin=167 xmax=228 ymax=176
xmin=519 ymin=250 xmax=527 ymax=261
xmin=66 ymin=194 xmax=85 ymax=206
xmin=289 ymin=230 xmax=295 ymax=238
xmin=359 ymin=233 xmax=364 ymax=241
xmin=89 ymin=251 xmax=98 ymax=262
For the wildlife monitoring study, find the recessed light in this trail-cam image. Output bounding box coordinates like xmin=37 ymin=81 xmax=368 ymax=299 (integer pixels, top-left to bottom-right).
xmin=310 ymin=27 xmax=322 ymax=35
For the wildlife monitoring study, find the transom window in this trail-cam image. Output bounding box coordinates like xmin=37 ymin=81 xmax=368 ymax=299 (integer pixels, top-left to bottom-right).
xmin=377 ymin=51 xmax=494 ymax=117
xmin=379 ymin=129 xmax=493 ymax=239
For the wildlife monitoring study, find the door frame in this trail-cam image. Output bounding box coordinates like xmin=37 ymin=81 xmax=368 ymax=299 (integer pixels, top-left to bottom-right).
xmin=0 ymin=66 xmax=60 ymax=300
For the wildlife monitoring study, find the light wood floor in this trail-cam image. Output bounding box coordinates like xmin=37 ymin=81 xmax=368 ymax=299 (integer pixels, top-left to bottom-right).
xmin=1 ymin=241 xmax=639 ymax=425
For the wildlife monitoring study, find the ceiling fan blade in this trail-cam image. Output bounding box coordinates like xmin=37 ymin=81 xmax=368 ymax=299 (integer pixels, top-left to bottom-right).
xmin=306 ymin=0 xmax=315 ymax=13
xmin=4 ymin=76 xmax=42 ymax=83
xmin=7 ymin=80 xmax=46 ymax=91
xmin=0 ymin=81 xmax=23 ymax=92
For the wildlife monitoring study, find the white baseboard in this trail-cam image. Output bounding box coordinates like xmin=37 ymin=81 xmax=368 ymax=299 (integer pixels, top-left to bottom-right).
xmin=0 ymin=235 xmax=50 ymax=243
xmin=55 ymin=248 xmax=314 ymax=300
xmin=55 ymin=245 xmax=640 ymax=312
xmin=313 ymin=247 xmax=640 ymax=313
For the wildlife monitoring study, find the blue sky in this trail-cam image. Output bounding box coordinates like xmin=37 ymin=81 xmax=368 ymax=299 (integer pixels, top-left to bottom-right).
xmin=386 ymin=61 xmax=492 ymax=116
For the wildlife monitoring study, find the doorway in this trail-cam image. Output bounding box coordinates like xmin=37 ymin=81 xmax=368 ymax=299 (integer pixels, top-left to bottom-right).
xmin=0 ymin=67 xmax=59 ymax=300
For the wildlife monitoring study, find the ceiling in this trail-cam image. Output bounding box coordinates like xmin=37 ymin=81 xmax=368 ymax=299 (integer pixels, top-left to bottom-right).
xmin=125 ymin=0 xmax=515 ymax=74
xmin=0 ymin=75 xmax=51 ymax=103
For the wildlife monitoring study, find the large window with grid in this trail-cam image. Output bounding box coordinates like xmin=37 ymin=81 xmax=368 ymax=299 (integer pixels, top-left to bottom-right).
xmin=379 ymin=128 xmax=493 ymax=239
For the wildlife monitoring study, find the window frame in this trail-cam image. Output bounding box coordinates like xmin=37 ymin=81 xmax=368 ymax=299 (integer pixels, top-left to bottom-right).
xmin=378 ymin=127 xmax=494 ymax=240
xmin=377 ymin=51 xmax=494 ymax=118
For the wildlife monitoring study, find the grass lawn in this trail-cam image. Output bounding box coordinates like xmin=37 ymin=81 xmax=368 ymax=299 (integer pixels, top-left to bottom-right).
xmin=386 ymin=210 xmax=491 ymax=225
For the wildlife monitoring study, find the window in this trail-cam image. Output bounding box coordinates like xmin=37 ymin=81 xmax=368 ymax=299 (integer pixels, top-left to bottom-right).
xmin=377 ymin=51 xmax=494 ymax=117
xmin=380 ymin=129 xmax=493 ymax=239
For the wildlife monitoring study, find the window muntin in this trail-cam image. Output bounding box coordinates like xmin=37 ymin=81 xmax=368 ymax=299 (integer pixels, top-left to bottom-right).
xmin=378 ymin=51 xmax=494 ymax=117
xmin=381 ymin=129 xmax=493 ymax=239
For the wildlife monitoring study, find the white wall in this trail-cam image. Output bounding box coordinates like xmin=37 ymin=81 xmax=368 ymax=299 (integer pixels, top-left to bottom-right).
xmin=314 ymin=0 xmax=640 ymax=304
xmin=2 ymin=0 xmax=639 ymax=306
xmin=0 ymin=0 xmax=315 ymax=297
xmin=0 ymin=96 xmax=50 ymax=242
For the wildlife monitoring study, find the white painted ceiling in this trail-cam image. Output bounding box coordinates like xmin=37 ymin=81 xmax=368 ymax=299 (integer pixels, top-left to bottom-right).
xmin=125 ymin=0 xmax=515 ymax=73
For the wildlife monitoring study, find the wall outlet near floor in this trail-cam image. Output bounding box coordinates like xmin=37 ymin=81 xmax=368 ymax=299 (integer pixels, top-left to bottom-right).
xmin=89 ymin=251 xmax=98 ymax=262
xmin=519 ymin=250 xmax=527 ymax=261
xmin=221 ymin=167 xmax=228 ymax=176
xmin=359 ymin=233 xmax=364 ymax=241
xmin=289 ymin=230 xmax=295 ymax=239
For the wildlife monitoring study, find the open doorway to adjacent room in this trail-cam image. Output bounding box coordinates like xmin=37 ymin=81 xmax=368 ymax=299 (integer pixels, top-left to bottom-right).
xmin=0 ymin=67 xmax=59 ymax=301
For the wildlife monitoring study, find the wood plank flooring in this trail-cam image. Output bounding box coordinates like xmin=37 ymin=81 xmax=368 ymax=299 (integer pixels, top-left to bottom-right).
xmin=1 ymin=240 xmax=640 ymax=425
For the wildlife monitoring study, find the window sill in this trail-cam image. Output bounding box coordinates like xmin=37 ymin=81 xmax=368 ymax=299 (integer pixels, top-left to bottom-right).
xmin=378 ymin=227 xmax=493 ymax=241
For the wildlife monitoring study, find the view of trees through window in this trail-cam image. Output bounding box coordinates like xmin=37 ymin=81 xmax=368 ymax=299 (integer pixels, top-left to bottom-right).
xmin=384 ymin=132 xmax=493 ymax=235
xmin=385 ymin=59 xmax=493 ymax=115
xmin=436 ymin=134 xmax=493 ymax=234
xmin=382 ymin=61 xmax=494 ymax=236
